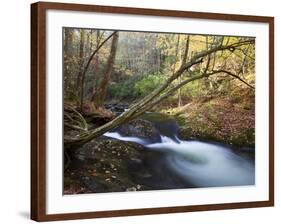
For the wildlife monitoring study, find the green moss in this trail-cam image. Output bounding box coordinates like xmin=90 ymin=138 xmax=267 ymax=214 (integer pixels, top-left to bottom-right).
xmin=230 ymin=128 xmax=255 ymax=147
xmin=174 ymin=114 xmax=187 ymax=126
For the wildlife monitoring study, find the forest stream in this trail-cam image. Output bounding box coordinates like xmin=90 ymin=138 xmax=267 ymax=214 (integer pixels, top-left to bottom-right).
xmin=104 ymin=112 xmax=255 ymax=188
xmin=65 ymin=111 xmax=255 ymax=194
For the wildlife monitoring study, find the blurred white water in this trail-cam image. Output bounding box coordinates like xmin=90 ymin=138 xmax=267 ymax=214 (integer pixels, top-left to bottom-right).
xmin=104 ymin=131 xmax=255 ymax=187
xmin=104 ymin=132 xmax=148 ymax=145
xmin=149 ymin=139 xmax=254 ymax=186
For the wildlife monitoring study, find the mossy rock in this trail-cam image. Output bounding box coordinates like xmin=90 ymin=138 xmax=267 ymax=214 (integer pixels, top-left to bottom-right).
xmin=74 ymin=136 xmax=143 ymax=161
xmin=65 ymin=136 xmax=148 ymax=194
xmin=114 ymin=119 xmax=161 ymax=142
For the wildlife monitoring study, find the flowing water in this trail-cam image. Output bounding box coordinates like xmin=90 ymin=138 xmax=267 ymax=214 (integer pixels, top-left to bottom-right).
xmin=104 ymin=113 xmax=255 ymax=188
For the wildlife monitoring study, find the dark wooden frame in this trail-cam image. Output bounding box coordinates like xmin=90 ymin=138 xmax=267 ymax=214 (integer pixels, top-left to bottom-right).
xmin=31 ymin=1 xmax=274 ymax=222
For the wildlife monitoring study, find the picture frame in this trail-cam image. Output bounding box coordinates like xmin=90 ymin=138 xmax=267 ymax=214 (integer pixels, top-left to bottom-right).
xmin=31 ymin=1 xmax=274 ymax=221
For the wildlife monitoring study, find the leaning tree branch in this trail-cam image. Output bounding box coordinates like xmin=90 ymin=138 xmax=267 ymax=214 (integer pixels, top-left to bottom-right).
xmin=212 ymin=69 xmax=255 ymax=89
xmin=81 ymin=31 xmax=117 ymax=80
xmin=235 ymin=47 xmax=255 ymax=61
xmin=64 ymin=39 xmax=255 ymax=147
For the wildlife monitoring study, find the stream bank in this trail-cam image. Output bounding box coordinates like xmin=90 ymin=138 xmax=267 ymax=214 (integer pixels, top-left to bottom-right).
xmin=163 ymin=95 xmax=255 ymax=148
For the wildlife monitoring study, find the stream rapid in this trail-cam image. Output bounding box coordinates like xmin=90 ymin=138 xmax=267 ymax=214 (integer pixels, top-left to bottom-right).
xmin=104 ymin=113 xmax=255 ymax=188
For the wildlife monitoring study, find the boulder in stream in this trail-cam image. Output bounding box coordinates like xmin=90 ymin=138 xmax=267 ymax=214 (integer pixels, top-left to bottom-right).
xmin=114 ymin=119 xmax=161 ymax=143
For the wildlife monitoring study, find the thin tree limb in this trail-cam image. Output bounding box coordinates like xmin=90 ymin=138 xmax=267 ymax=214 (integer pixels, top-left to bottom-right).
xmin=212 ymin=69 xmax=255 ymax=89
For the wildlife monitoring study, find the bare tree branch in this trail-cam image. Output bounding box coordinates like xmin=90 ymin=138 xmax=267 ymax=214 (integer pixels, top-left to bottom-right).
xmin=64 ymin=39 xmax=255 ymax=147
xmin=212 ymin=69 xmax=255 ymax=89
xmin=82 ymin=31 xmax=117 ymax=78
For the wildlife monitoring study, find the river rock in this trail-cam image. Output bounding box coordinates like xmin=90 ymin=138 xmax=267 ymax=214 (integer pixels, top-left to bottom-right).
xmin=105 ymin=103 xmax=129 ymax=113
xmin=114 ymin=119 xmax=161 ymax=143
xmin=65 ymin=136 xmax=148 ymax=193
xmin=74 ymin=136 xmax=144 ymax=161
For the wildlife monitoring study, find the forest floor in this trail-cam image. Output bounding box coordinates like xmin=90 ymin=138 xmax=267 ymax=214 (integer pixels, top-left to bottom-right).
xmin=162 ymin=92 xmax=255 ymax=147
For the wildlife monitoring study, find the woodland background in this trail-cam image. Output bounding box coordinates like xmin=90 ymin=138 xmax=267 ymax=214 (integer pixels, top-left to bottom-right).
xmin=63 ymin=29 xmax=255 ymax=148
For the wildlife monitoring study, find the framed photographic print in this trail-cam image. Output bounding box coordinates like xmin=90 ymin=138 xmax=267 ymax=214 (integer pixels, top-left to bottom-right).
xmin=31 ymin=1 xmax=274 ymax=221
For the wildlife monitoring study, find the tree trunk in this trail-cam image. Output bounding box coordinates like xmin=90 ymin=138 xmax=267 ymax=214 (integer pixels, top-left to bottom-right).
xmin=63 ymin=29 xmax=73 ymax=99
xmin=172 ymin=35 xmax=181 ymax=107
xmin=93 ymin=32 xmax=119 ymax=109
xmin=76 ymin=29 xmax=86 ymax=107
xmin=91 ymin=30 xmax=101 ymax=102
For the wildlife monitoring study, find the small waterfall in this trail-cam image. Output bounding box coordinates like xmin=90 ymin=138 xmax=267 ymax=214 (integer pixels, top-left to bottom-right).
xmin=160 ymin=135 xmax=178 ymax=143
xmin=104 ymin=132 xmax=148 ymax=145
